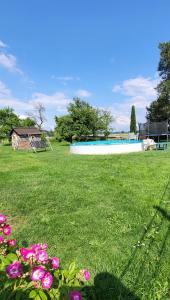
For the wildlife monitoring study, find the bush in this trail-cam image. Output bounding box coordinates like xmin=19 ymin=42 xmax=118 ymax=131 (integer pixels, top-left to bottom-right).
xmin=0 ymin=214 xmax=90 ymax=300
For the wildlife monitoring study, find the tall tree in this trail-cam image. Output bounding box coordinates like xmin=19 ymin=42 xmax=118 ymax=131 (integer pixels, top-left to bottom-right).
xmin=55 ymin=98 xmax=114 ymax=141
xmin=130 ymin=105 xmax=137 ymax=133
xmin=68 ymin=97 xmax=100 ymax=137
xmin=55 ymin=115 xmax=74 ymax=142
xmin=147 ymin=42 xmax=170 ymax=122
xmin=98 ymin=109 xmax=114 ymax=137
xmin=0 ymin=107 xmax=20 ymax=139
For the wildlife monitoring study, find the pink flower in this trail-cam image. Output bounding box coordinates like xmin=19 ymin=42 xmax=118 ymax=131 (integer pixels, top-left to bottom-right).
xmin=42 ymin=243 xmax=48 ymax=250
xmin=25 ymin=250 xmax=36 ymax=260
xmin=30 ymin=243 xmax=48 ymax=252
xmin=7 ymin=239 xmax=16 ymax=247
xmin=84 ymin=270 xmax=91 ymax=281
xmin=80 ymin=269 xmax=91 ymax=281
xmin=0 ymin=236 xmax=4 ymax=243
xmin=36 ymin=250 xmax=48 ymax=262
xmin=6 ymin=261 xmax=23 ymax=278
xmin=20 ymin=248 xmax=28 ymax=256
xmin=2 ymin=224 xmax=11 ymax=236
xmin=0 ymin=214 xmax=7 ymax=224
xmin=70 ymin=291 xmax=82 ymax=300
xmin=20 ymin=248 xmax=35 ymax=261
xmin=41 ymin=272 xmax=53 ymax=289
xmin=51 ymin=257 xmax=60 ymax=269
xmin=31 ymin=266 xmax=45 ymax=281
xmin=30 ymin=244 xmax=42 ymax=252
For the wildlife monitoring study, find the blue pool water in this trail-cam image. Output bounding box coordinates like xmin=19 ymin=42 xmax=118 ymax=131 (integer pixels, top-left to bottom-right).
xmin=72 ymin=140 xmax=142 ymax=146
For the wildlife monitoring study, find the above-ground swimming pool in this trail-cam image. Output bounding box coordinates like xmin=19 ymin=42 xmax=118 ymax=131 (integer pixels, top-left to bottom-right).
xmin=70 ymin=140 xmax=144 ymax=155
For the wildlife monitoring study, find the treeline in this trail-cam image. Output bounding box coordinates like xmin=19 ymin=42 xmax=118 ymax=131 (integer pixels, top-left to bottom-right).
xmin=147 ymin=42 xmax=170 ymax=122
xmin=0 ymin=107 xmax=35 ymax=139
xmin=55 ymin=98 xmax=114 ymax=142
xmin=0 ymin=103 xmax=48 ymax=140
xmin=0 ymin=99 xmax=114 ymax=142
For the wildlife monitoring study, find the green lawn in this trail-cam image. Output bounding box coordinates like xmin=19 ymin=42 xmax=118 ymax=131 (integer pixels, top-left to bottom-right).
xmin=0 ymin=143 xmax=170 ymax=299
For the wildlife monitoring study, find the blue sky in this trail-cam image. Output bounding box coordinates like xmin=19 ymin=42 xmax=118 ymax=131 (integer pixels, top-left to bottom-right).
xmin=0 ymin=0 xmax=170 ymax=130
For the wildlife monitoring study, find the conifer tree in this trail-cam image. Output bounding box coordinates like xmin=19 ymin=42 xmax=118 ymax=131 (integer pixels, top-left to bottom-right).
xmin=130 ymin=105 xmax=136 ymax=133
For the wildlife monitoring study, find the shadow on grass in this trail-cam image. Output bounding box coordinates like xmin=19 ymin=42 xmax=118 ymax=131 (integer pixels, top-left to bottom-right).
xmin=119 ymin=178 xmax=170 ymax=299
xmin=85 ymin=272 xmax=140 ymax=300
xmin=0 ymin=143 xmax=11 ymax=146
xmin=154 ymin=205 xmax=170 ymax=221
xmin=80 ymin=202 xmax=170 ymax=299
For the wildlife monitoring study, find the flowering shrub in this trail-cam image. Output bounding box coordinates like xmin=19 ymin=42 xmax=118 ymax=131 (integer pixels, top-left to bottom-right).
xmin=0 ymin=213 xmax=90 ymax=300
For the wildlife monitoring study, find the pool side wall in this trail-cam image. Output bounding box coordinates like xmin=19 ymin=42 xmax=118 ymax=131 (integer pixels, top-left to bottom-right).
xmin=70 ymin=142 xmax=144 ymax=155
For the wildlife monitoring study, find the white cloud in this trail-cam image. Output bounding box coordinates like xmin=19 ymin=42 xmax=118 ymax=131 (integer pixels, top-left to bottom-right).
xmin=0 ymin=53 xmax=23 ymax=74
xmin=1 ymin=100 xmax=30 ymax=110
xmin=112 ymin=84 xmax=121 ymax=92
xmin=52 ymin=76 xmax=73 ymax=81
xmin=0 ymin=81 xmax=72 ymax=128
xmin=116 ymin=115 xmax=130 ymax=126
xmin=51 ymin=75 xmax=80 ymax=85
xmin=0 ymin=82 xmax=29 ymax=113
xmin=0 ymin=80 xmax=11 ymax=97
xmin=75 ymin=89 xmax=92 ymax=98
xmin=19 ymin=114 xmax=28 ymax=119
xmin=111 ymin=76 xmax=158 ymax=131
xmin=0 ymin=39 xmax=23 ymax=74
xmin=59 ymin=76 xmax=73 ymax=81
xmin=0 ymin=40 xmax=7 ymax=48
xmin=30 ymin=92 xmax=71 ymax=111
xmin=0 ymin=91 xmax=70 ymax=112
xmin=112 ymin=76 xmax=158 ymax=97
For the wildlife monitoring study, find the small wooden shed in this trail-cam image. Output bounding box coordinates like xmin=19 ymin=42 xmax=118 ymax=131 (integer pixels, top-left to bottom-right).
xmin=10 ymin=127 xmax=42 ymax=150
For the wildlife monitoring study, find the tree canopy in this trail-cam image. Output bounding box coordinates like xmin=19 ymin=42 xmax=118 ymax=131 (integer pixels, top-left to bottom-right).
xmin=55 ymin=98 xmax=114 ymax=142
xmin=0 ymin=107 xmax=36 ymax=139
xmin=19 ymin=117 xmax=36 ymax=127
xmin=130 ymin=105 xmax=136 ymax=133
xmin=147 ymin=42 xmax=170 ymax=122
xmin=0 ymin=107 xmax=20 ymax=139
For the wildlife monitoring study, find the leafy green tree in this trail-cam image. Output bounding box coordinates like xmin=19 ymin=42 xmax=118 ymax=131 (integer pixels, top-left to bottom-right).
xmin=98 ymin=109 xmax=114 ymax=137
xmin=0 ymin=107 xmax=20 ymax=139
xmin=130 ymin=105 xmax=137 ymax=133
xmin=147 ymin=42 xmax=170 ymax=122
xmin=19 ymin=117 xmax=36 ymax=127
xmin=55 ymin=98 xmax=114 ymax=142
xmin=68 ymin=98 xmax=99 ymax=137
xmin=55 ymin=115 xmax=74 ymax=142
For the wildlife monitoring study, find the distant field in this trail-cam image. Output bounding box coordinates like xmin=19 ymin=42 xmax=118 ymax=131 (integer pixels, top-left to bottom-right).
xmin=0 ymin=143 xmax=170 ymax=299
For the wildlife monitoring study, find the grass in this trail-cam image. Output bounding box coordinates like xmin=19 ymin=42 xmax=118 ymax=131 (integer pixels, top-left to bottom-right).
xmin=0 ymin=143 xmax=170 ymax=299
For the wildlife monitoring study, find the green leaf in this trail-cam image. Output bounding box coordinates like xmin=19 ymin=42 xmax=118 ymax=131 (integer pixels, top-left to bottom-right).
xmin=25 ymin=281 xmax=34 ymax=289
xmin=39 ymin=290 xmax=47 ymax=300
xmin=2 ymin=257 xmax=11 ymax=266
xmin=35 ymin=295 xmax=41 ymax=300
xmin=68 ymin=262 xmax=76 ymax=274
xmin=29 ymin=290 xmax=37 ymax=299
xmin=54 ymin=269 xmax=60 ymax=277
xmin=6 ymin=253 xmax=18 ymax=262
xmin=4 ymin=279 xmax=14 ymax=289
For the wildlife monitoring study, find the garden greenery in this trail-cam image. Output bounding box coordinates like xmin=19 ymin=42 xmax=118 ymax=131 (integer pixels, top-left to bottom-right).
xmin=0 ymin=213 xmax=90 ymax=300
xmin=55 ymin=98 xmax=114 ymax=142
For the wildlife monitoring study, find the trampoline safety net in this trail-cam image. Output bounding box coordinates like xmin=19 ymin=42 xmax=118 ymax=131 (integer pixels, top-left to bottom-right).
xmin=138 ymin=121 xmax=169 ymax=136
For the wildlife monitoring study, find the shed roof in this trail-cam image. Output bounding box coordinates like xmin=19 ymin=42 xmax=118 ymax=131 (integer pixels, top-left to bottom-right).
xmin=10 ymin=127 xmax=41 ymax=136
